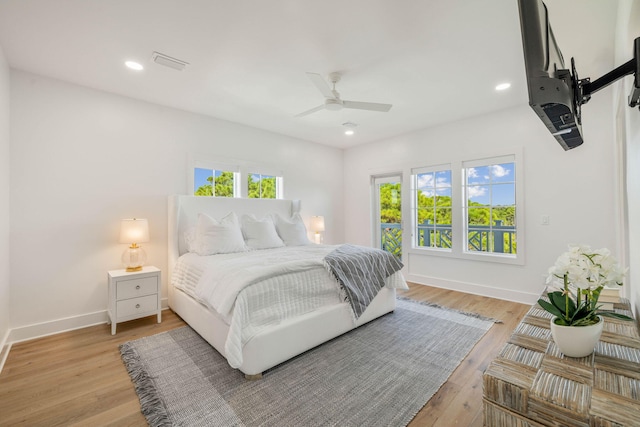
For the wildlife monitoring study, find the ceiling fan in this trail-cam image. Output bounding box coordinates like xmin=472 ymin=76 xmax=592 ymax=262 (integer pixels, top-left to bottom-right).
xmin=295 ymin=72 xmax=393 ymax=117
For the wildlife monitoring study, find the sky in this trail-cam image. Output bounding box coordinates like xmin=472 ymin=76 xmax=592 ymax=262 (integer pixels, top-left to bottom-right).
xmin=416 ymin=162 xmax=515 ymax=206
xmin=194 ymin=168 xmax=224 ymax=193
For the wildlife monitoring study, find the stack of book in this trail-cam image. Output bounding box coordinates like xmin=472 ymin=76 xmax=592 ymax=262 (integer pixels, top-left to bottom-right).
xmin=598 ymin=287 xmax=621 ymax=310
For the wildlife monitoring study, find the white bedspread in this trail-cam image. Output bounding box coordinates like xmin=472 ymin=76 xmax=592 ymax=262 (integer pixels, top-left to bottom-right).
xmin=195 ymin=245 xmax=335 ymax=319
xmin=172 ymin=245 xmax=408 ymax=368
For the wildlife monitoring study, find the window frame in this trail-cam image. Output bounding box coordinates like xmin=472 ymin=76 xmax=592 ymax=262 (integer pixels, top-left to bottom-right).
xmin=408 ymin=150 xmax=524 ymax=265
xmin=193 ymin=168 xmax=241 ymax=197
xmin=462 ymin=155 xmax=518 ymax=260
xmin=247 ymin=173 xmax=284 ymax=199
xmin=188 ymin=155 xmax=284 ymax=199
xmin=411 ymin=164 xmax=453 ymax=252
xmin=190 ymin=160 xmax=241 ymax=198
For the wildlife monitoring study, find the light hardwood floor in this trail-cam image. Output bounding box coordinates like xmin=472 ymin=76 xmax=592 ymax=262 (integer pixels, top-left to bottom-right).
xmin=0 ymin=283 xmax=529 ymax=426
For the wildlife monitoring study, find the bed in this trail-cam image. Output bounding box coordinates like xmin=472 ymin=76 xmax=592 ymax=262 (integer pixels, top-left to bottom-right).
xmin=168 ymin=195 xmax=407 ymax=379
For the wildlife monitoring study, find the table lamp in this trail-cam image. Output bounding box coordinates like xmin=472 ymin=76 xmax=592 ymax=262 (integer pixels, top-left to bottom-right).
xmin=309 ymin=216 xmax=325 ymax=244
xmin=119 ymin=218 xmax=149 ymax=271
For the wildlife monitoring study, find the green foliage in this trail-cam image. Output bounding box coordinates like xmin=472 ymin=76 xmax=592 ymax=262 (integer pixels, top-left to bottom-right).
xmin=194 ymin=171 xmax=235 ymax=197
xmin=538 ymin=277 xmax=633 ymax=326
xmin=379 ymin=184 xmax=517 ymax=254
xmin=248 ymin=174 xmax=277 ymax=199
xmin=195 ymin=180 xmax=213 ymax=196
xmin=214 ymin=172 xmax=234 ymax=197
xmin=379 ymin=183 xmax=401 ymax=223
xmin=540 ymin=290 xmax=633 ymax=325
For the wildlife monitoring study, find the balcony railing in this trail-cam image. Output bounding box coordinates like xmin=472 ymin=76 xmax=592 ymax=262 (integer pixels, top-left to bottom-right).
xmin=380 ymin=221 xmax=517 ymax=258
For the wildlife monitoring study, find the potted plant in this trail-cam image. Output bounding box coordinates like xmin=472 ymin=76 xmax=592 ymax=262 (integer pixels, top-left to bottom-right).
xmin=538 ymin=244 xmax=632 ymax=357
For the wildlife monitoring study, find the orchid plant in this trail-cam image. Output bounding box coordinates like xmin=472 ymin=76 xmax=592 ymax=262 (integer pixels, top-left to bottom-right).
xmin=538 ymin=245 xmax=632 ymax=326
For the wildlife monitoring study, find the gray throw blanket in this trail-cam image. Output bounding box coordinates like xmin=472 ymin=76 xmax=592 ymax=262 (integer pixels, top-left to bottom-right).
xmin=324 ymin=244 xmax=404 ymax=319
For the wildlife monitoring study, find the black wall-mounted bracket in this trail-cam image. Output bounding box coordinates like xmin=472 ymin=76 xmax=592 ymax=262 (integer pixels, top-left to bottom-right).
xmin=577 ymin=37 xmax=640 ymax=109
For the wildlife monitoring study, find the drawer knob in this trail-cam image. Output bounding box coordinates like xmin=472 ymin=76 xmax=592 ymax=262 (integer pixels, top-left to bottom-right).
xmin=136 ymin=285 xmax=141 ymax=290
xmin=136 ymin=304 xmax=140 ymax=309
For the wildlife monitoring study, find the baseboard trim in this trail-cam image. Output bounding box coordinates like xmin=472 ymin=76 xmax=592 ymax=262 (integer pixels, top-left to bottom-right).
xmin=8 ymin=297 xmax=170 ymax=344
xmin=404 ymin=273 xmax=541 ymax=305
xmin=9 ymin=310 xmax=109 ymax=344
xmin=0 ymin=329 xmax=10 ymax=375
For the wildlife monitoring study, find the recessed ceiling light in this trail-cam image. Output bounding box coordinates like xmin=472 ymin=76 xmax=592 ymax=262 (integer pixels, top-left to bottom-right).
xmin=343 ymin=122 xmax=357 ymax=135
xmin=495 ymin=82 xmax=511 ymax=91
xmin=125 ymin=61 xmax=144 ymax=71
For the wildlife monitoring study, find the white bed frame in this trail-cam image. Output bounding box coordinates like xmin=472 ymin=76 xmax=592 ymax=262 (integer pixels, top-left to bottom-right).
xmin=168 ymin=195 xmax=397 ymax=379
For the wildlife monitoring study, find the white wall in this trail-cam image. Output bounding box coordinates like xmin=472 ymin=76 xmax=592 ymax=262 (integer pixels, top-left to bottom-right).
xmin=0 ymin=45 xmax=10 ymax=350
xmin=344 ymin=100 xmax=618 ymax=304
xmin=9 ymin=70 xmax=344 ymax=339
xmin=618 ymin=0 xmax=640 ymax=317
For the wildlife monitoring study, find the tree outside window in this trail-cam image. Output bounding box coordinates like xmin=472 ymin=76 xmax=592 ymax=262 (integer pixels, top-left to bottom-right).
xmin=248 ymin=173 xmax=278 ymax=199
xmin=194 ymin=168 xmax=235 ymax=197
xmin=415 ymin=169 xmax=452 ymax=249
xmin=464 ymin=161 xmax=516 ymax=255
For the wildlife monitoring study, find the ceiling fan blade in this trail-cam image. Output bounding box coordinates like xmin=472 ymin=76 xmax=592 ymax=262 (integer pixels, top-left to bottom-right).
xmin=343 ymin=100 xmax=392 ymax=112
xmin=306 ymin=72 xmax=335 ymax=99
xmin=295 ymin=104 xmax=326 ymax=118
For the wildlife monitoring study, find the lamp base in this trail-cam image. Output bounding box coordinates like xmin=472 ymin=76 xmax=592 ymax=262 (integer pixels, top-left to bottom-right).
xmin=122 ymin=245 xmax=147 ymax=271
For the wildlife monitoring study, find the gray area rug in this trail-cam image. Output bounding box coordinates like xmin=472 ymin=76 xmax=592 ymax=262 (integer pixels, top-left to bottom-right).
xmin=120 ymin=299 xmax=495 ymax=427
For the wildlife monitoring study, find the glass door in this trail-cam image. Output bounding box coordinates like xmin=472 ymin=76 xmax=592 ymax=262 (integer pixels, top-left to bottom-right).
xmin=372 ymin=175 xmax=402 ymax=259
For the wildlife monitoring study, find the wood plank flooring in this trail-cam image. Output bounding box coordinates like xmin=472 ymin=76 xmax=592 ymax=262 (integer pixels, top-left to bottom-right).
xmin=0 ymin=283 xmax=529 ymax=426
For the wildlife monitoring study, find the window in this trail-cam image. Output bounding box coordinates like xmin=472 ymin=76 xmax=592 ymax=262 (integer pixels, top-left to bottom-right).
xmin=248 ymin=173 xmax=283 ymax=199
xmin=193 ymin=168 xmax=239 ymax=197
xmin=463 ymin=156 xmax=516 ymax=256
xmin=410 ymin=152 xmax=521 ymax=264
xmin=373 ymin=175 xmax=403 ymax=259
xmin=412 ymin=166 xmax=452 ymax=249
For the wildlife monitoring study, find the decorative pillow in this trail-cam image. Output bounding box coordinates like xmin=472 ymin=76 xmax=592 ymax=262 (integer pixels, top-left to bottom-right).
xmin=241 ymin=215 xmax=285 ymax=250
xmin=184 ymin=227 xmax=197 ymax=253
xmin=274 ymin=213 xmax=311 ymax=246
xmin=193 ymin=212 xmax=247 ymax=255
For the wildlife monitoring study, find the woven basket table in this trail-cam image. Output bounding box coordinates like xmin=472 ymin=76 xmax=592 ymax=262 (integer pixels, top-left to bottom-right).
xmin=483 ymin=299 xmax=640 ymax=427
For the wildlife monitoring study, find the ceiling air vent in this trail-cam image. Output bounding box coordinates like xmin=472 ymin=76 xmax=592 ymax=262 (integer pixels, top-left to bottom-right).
xmin=151 ymin=52 xmax=189 ymax=71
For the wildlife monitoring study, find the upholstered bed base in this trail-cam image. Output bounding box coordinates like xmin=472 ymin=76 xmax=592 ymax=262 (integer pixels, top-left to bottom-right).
xmin=169 ymin=284 xmax=397 ymax=377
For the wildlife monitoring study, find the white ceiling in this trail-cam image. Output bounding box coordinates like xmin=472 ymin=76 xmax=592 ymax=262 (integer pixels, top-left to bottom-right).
xmin=0 ymin=0 xmax=620 ymax=148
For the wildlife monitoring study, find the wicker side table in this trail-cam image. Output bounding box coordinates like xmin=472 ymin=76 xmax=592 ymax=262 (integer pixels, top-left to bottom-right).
xmin=483 ymin=299 xmax=640 ymax=426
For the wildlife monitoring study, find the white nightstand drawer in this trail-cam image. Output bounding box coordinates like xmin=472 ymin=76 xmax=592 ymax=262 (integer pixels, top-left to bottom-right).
xmin=108 ymin=266 xmax=161 ymax=335
xmin=116 ymin=276 xmax=158 ymax=300
xmin=116 ymin=295 xmax=158 ymax=318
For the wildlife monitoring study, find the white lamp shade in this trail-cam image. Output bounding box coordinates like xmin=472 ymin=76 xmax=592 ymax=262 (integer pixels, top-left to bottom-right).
xmin=119 ymin=218 xmax=150 ymax=244
xmin=309 ymin=216 xmax=325 ymax=233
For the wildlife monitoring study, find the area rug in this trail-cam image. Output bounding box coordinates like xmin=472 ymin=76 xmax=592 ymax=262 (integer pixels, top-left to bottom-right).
xmin=120 ymin=298 xmax=496 ymax=427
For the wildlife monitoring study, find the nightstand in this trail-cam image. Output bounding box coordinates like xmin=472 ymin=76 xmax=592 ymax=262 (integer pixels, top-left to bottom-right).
xmin=107 ymin=266 xmax=161 ymax=335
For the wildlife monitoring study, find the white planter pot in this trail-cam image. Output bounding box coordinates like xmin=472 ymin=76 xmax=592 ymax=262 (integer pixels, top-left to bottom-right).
xmin=550 ymin=316 xmax=604 ymax=358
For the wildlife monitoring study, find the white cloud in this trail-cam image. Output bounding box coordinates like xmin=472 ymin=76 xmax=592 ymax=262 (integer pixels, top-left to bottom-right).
xmin=490 ymin=164 xmax=510 ymax=178
xmin=467 ymin=186 xmax=487 ymax=198
xmin=417 ymin=174 xmax=434 ymax=190
xmin=435 ymin=176 xmax=451 ymax=187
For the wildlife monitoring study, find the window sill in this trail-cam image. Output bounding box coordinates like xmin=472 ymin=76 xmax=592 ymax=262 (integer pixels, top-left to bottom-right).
xmin=408 ymin=247 xmax=523 ymax=265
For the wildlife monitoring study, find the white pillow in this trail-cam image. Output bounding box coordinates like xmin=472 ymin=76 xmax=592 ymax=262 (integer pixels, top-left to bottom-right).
xmin=194 ymin=212 xmax=247 ymax=255
xmin=184 ymin=227 xmax=197 ymax=253
xmin=241 ymin=215 xmax=285 ymax=250
xmin=274 ymin=213 xmax=311 ymax=246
